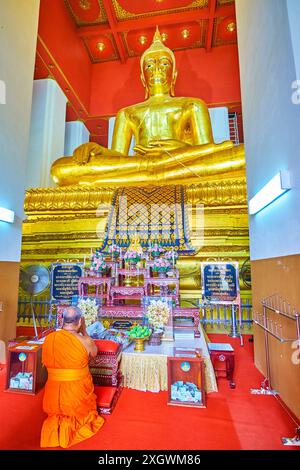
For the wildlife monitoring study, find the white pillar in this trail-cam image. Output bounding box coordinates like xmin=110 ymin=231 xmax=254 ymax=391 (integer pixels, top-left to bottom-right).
xmin=26 ymin=79 xmax=68 ymax=188
xmin=0 ymin=0 xmax=40 ymax=262
xmin=208 ymin=107 xmax=230 ymax=143
xmin=64 ymin=121 xmax=90 ymax=156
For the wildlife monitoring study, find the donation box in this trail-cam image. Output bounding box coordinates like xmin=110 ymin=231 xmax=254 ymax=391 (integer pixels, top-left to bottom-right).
xmin=167 ymin=349 xmax=206 ymax=408
xmin=5 ymin=340 xmax=47 ymax=395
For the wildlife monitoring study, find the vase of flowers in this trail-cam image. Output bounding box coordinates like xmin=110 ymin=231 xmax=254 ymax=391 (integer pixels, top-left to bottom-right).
xmin=150 ymin=243 xmax=165 ymax=259
xmin=90 ymin=252 xmax=107 ymax=276
xmin=164 ymin=249 xmax=179 ymax=266
xmin=124 ymin=249 xmax=141 ymax=268
xmin=145 ymin=299 xmax=171 ymax=345
xmin=77 ymin=298 xmax=98 ymax=327
xmin=152 ymin=258 xmax=172 ymax=277
xmin=110 ymin=243 xmax=120 ymax=260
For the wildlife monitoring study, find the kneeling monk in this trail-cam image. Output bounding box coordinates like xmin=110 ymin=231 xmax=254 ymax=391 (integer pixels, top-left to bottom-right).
xmin=40 ymin=307 xmax=104 ymax=448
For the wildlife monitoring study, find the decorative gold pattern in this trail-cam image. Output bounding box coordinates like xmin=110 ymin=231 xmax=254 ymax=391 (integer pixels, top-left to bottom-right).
xmin=79 ymin=0 xmax=91 ymax=10
xmin=97 ymin=42 xmax=106 ymax=51
xmin=24 ymin=179 xmax=247 ymax=213
xmin=181 ymin=28 xmax=190 ymax=39
xmin=227 ymin=21 xmax=236 ymax=32
xmin=112 ymin=0 xmax=208 ymax=22
xmin=64 ymin=0 xmax=107 ymax=26
xmin=213 ymin=17 xmax=237 ymax=47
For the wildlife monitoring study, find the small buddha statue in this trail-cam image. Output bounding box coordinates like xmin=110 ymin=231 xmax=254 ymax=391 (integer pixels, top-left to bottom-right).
xmin=51 ymin=28 xmax=245 ymax=187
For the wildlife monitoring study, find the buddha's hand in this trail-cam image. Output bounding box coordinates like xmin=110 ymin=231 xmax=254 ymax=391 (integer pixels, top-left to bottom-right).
xmin=73 ymin=142 xmax=103 ymax=165
xmin=134 ymin=139 xmax=189 ymax=156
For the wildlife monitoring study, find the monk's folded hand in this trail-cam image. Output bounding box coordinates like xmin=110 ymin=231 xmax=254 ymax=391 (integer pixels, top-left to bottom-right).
xmin=79 ymin=316 xmax=88 ymax=336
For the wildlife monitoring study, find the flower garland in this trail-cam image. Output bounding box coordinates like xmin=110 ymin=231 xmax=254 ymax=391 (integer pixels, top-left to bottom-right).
xmin=146 ymin=299 xmax=170 ymax=331
xmin=77 ymin=298 xmax=98 ymax=327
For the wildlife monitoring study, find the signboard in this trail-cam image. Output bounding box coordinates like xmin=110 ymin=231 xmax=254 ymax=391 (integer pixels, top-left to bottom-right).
xmin=201 ymin=262 xmax=239 ymax=303
xmin=51 ymin=263 xmax=83 ymax=301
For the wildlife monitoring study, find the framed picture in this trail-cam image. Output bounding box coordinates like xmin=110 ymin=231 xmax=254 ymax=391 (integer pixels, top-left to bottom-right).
xmin=201 ymin=262 xmax=239 ymax=304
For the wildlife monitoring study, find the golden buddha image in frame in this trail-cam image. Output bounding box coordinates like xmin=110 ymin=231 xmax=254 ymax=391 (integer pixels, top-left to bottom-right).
xmin=51 ymin=27 xmax=245 ymax=188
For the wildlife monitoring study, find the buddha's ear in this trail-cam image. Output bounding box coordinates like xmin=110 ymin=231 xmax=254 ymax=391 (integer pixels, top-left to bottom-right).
xmin=170 ymin=70 xmax=177 ymax=97
xmin=141 ymin=73 xmax=149 ymax=99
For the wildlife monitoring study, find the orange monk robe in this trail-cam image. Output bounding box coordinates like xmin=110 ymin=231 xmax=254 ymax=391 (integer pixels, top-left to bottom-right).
xmin=40 ymin=330 xmax=104 ymax=448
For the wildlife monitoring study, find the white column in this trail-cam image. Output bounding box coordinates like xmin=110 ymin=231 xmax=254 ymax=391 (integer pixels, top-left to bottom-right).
xmin=64 ymin=121 xmax=90 ymax=156
xmin=208 ymin=107 xmax=230 ymax=143
xmin=287 ymin=0 xmax=300 ymax=79
xmin=0 ymin=0 xmax=40 ymax=262
xmin=26 ymin=79 xmax=68 ymax=188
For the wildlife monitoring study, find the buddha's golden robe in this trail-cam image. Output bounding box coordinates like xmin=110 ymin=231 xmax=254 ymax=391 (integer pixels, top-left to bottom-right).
xmin=40 ymin=330 xmax=104 ymax=448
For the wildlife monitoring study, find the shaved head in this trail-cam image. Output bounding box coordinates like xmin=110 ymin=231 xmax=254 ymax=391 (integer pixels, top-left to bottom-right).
xmin=62 ymin=306 xmax=82 ymax=325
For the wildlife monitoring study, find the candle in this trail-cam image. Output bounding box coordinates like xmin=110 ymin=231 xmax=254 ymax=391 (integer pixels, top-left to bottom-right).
xmin=83 ymin=255 xmax=86 ymax=266
xmin=172 ymin=248 xmax=175 ymax=267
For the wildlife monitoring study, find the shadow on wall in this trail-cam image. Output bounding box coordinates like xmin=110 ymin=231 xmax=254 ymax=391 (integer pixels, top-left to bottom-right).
xmin=112 ymin=59 xmax=144 ymax=110
xmin=176 ymin=50 xmax=213 ymax=102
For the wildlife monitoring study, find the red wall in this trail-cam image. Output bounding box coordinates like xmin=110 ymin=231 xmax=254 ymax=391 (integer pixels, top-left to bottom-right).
xmin=38 ymin=0 xmax=92 ymax=112
xmin=90 ymin=44 xmax=242 ymax=116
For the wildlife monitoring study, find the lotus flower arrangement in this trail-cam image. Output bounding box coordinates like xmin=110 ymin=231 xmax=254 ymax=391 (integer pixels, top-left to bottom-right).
xmin=110 ymin=243 xmax=120 ymax=258
xmin=164 ymin=250 xmax=178 ymax=262
xmin=124 ymin=249 xmax=141 ymax=263
xmin=153 ymin=258 xmax=172 ymax=273
xmin=150 ymin=243 xmax=165 ymax=258
xmin=145 ymin=299 xmax=171 ymax=332
xmin=78 ymin=298 xmax=98 ymax=327
xmin=90 ymin=251 xmax=107 ymax=274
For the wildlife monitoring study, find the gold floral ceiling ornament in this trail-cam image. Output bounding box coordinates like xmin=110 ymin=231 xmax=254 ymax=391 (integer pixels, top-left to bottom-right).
xmin=139 ymin=35 xmax=148 ymax=45
xmin=79 ymin=0 xmax=91 ymax=10
xmin=161 ymin=32 xmax=168 ymax=42
xmin=227 ymin=22 xmax=236 ymax=32
xmin=181 ymin=29 xmax=190 ymax=39
xmin=97 ymin=42 xmax=106 ymax=51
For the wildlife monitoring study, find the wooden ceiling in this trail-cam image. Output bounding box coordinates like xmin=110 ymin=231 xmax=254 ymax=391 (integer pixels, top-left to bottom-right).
xmin=64 ymin=0 xmax=237 ymax=63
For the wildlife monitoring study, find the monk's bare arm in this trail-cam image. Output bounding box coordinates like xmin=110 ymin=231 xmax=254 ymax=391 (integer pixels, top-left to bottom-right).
xmin=78 ymin=317 xmax=98 ymax=358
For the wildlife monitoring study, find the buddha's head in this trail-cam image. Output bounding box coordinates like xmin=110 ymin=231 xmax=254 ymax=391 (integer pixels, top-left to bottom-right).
xmin=140 ymin=27 xmax=177 ymax=98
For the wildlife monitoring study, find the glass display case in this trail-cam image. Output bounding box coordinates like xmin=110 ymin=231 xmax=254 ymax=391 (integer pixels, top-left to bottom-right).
xmin=167 ymin=349 xmax=206 ymax=408
xmin=5 ymin=339 xmax=47 ymax=395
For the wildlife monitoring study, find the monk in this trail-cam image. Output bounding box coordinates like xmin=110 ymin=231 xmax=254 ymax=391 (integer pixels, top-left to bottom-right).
xmin=40 ymin=306 xmax=104 ymax=448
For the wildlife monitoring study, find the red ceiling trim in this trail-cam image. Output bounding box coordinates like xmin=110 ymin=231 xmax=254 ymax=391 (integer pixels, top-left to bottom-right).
xmin=77 ymin=4 xmax=235 ymax=39
xmin=37 ymin=35 xmax=89 ymax=118
xmin=102 ymin=0 xmax=127 ymax=63
xmin=206 ymin=0 xmax=217 ymax=51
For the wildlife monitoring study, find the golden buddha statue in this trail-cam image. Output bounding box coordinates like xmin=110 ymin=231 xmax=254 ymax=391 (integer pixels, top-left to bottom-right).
xmin=51 ymin=28 xmax=245 ymax=187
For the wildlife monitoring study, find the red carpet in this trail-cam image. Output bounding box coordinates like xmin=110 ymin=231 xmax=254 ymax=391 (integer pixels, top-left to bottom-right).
xmin=0 ymin=334 xmax=299 ymax=450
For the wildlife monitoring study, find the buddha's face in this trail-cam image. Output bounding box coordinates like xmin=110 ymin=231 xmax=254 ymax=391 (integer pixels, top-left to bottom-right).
xmin=142 ymin=51 xmax=176 ymax=96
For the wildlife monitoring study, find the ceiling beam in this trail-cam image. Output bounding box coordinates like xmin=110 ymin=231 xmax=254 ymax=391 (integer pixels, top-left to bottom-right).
xmin=206 ymin=0 xmax=217 ymax=52
xmin=77 ymin=4 xmax=235 ymax=39
xmin=102 ymin=0 xmax=127 ymax=63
